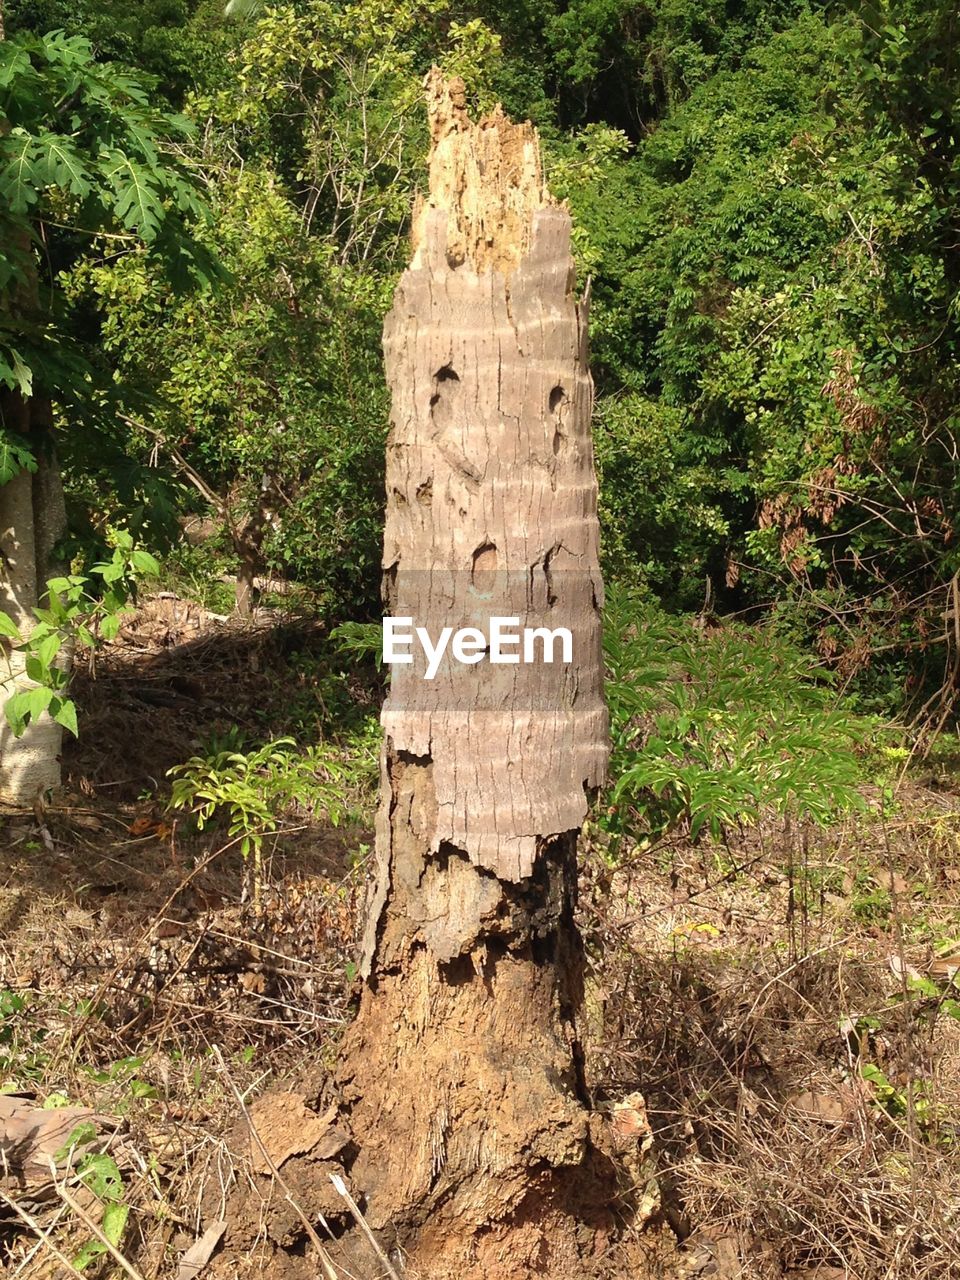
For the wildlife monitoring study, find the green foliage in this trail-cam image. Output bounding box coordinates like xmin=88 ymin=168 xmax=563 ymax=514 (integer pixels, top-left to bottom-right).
xmin=56 ymin=1121 xmax=128 ymax=1271
xmin=0 ymin=990 xmax=59 ymax=1086
xmin=0 ymin=989 xmax=36 ymax=1084
xmin=5 ymin=0 xmax=960 ymax=725
xmin=167 ymin=726 xmax=377 ymax=857
xmin=0 ymin=27 xmax=215 ymax=396
xmin=553 ymin=4 xmax=960 ymax=705
xmin=593 ymin=393 xmax=734 ymax=602
xmin=0 ymin=529 xmax=159 ymax=739
xmin=65 ymin=0 xmax=510 ymax=618
xmin=842 ymin=951 xmax=960 ymax=1140
xmin=538 ymin=0 xmax=816 ymax=131
xmin=169 ymin=736 xmax=299 ymax=856
xmin=329 ymin=619 xmax=383 ymax=668
xmin=83 ymin=1052 xmax=159 ymax=1102
xmin=3 ymin=0 xmax=236 ymax=107
xmin=0 ymin=11 xmax=217 ymax=650
xmin=603 ymin=587 xmax=868 ymax=846
xmin=160 ymin=540 xmax=237 ymax=614
xmin=74 ymin=167 xmax=389 ymax=615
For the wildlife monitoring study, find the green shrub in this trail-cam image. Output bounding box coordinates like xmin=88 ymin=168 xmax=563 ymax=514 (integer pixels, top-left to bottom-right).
xmin=167 ymin=725 xmax=379 ymax=894
xmin=602 ymin=586 xmax=870 ymax=847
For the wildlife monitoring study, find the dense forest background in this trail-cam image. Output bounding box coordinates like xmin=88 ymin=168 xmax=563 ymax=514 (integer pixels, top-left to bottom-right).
xmin=3 ymin=0 xmax=958 ymax=724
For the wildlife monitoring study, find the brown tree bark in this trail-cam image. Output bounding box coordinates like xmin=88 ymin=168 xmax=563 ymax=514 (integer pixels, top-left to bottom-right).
xmin=335 ymin=73 xmax=619 ymax=1279
xmin=231 ymin=475 xmax=273 ymax=617
xmin=233 ymin=526 xmax=264 ymax=618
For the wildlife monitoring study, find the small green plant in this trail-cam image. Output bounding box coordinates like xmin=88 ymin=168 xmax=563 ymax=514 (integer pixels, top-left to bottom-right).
xmin=160 ymin=540 xmax=237 ymax=615
xmin=329 ymin=620 xmax=383 ymax=668
xmin=0 ymin=990 xmax=48 ymax=1086
xmin=168 ymin=737 xmax=300 ymax=857
xmin=0 ymin=990 xmax=25 ymax=1024
xmin=850 ymin=875 xmax=893 ymax=924
xmin=56 ymin=1122 xmax=128 ymax=1272
xmin=83 ymin=1054 xmax=158 ymax=1107
xmin=857 ymin=1052 xmax=937 ymax=1135
xmin=859 ymin=1062 xmax=911 ymax=1120
xmin=905 ymin=972 xmax=960 ymax=1026
xmin=602 ymin=586 xmax=869 ymax=850
xmin=167 ymin=727 xmax=378 ymax=891
xmin=848 ymin=960 xmax=960 ymax=1142
xmin=0 ymin=530 xmax=159 ymax=739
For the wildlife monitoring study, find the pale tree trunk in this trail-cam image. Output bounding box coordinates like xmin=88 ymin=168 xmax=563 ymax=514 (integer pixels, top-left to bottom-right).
xmin=335 ymin=73 xmax=620 ymax=1279
xmin=0 ymin=393 xmax=68 ymax=806
xmin=232 ymin=498 xmax=267 ymax=618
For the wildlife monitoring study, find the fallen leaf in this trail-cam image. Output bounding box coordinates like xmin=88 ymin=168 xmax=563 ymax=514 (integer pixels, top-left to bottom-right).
xmin=177 ymin=1221 xmax=227 ymax=1280
xmin=128 ymin=816 xmax=170 ymax=839
xmin=671 ymin=921 xmax=722 ymax=939
xmin=878 ymin=871 xmax=912 ymax=896
xmin=929 ymin=953 xmax=960 ymax=980
xmin=888 ymin=954 xmax=923 ymax=983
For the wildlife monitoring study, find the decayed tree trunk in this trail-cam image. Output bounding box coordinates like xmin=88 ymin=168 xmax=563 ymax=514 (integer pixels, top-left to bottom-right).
xmin=336 ymin=73 xmax=618 ymax=1279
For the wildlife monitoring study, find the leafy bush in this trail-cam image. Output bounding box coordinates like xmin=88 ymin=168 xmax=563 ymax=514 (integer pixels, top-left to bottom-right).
xmin=594 ymin=392 xmax=735 ymax=606
xmin=602 ymin=586 xmax=870 ymax=846
xmin=167 ymin=724 xmax=379 ymax=900
xmin=0 ymin=531 xmax=159 ymax=739
xmin=0 ymin=24 xmax=214 ymax=408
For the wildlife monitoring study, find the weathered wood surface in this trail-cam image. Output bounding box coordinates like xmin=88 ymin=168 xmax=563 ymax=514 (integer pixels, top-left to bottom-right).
xmin=361 ymin=70 xmax=608 ymax=972
xmin=337 ymin=74 xmax=619 ymax=1280
xmin=0 ymin=1095 xmax=108 ymax=1198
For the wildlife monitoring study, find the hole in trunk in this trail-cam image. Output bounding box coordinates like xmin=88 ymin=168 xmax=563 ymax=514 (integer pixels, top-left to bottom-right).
xmin=471 ymin=541 xmax=498 ymax=578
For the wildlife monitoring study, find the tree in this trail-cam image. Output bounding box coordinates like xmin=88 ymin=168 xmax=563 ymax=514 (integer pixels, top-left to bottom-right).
xmin=73 ymin=0 xmax=507 ymax=620
xmin=0 ymin=12 xmax=211 ymax=803
xmin=333 ymin=73 xmax=619 ymax=1277
xmin=78 ymin=168 xmax=389 ymax=617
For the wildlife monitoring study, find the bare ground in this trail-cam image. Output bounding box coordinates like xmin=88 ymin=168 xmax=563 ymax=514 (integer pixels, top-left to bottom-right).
xmin=1 ymin=598 xmax=959 ymax=1279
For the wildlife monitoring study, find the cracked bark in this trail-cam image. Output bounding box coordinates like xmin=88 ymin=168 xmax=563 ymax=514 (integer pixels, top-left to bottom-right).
xmin=335 ymin=72 xmax=617 ymax=1279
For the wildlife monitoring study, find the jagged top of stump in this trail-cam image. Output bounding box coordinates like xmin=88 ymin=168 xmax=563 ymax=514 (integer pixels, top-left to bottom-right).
xmin=411 ymin=68 xmax=557 ymax=275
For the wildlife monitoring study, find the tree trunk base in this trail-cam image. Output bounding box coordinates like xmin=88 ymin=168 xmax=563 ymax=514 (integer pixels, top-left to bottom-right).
xmin=329 ymin=756 xmax=625 ymax=1278
xmin=208 ymin=1053 xmax=653 ymax=1280
xmin=206 ymin=765 xmax=637 ymax=1280
xmin=337 ymin=965 xmax=622 ymax=1276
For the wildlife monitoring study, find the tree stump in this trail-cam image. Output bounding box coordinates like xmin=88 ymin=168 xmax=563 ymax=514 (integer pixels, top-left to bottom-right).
xmin=334 ymin=72 xmax=621 ymax=1279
